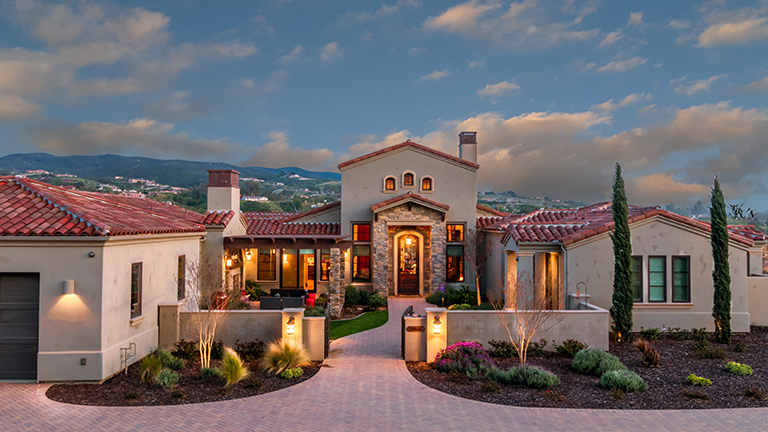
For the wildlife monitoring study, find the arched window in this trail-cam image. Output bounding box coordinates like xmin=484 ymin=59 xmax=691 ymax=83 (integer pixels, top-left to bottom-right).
xmin=421 ymin=176 xmax=433 ymax=191
xmin=403 ymin=172 xmax=414 ymax=187
xmin=385 ymin=176 xmax=396 ymax=191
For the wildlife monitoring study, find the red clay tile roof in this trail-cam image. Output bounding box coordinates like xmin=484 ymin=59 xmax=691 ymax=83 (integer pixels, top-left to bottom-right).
xmin=200 ymin=210 xmax=235 ymax=226
xmin=500 ymin=203 xmax=759 ymax=247
xmin=0 ymin=176 xmax=205 ymax=236
xmin=338 ymin=141 xmax=479 ymax=170
xmin=82 ymin=191 xmax=205 ymax=224
xmin=246 ymin=216 xmax=341 ymax=237
xmin=728 ymin=225 xmax=768 ymax=242
xmin=476 ymin=204 xmax=510 ymax=217
xmin=283 ymin=201 xmax=341 ymax=222
xmin=370 ymin=192 xmax=450 ymax=213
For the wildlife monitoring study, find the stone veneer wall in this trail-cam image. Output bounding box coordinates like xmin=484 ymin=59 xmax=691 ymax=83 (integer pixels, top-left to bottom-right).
xmin=372 ymin=203 xmax=446 ymax=296
xmin=763 ymin=244 xmax=768 ymax=274
xmin=328 ymin=248 xmax=345 ymax=318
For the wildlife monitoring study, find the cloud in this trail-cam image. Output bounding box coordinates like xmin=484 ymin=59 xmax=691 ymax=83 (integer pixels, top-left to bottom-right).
xmin=698 ymin=18 xmax=768 ymax=46
xmin=668 ymin=19 xmax=690 ymax=29
xmin=744 ymin=76 xmax=768 ymax=91
xmin=477 ymin=81 xmax=519 ymax=96
xmin=243 ymin=131 xmax=334 ymax=170
xmin=23 ymin=117 xmax=242 ymax=161
xmin=280 ymin=45 xmax=303 ymax=63
xmin=418 ymin=69 xmax=450 ymax=81
xmin=594 ymin=93 xmax=650 ymax=112
xmin=596 ymin=57 xmax=646 ymax=72
xmin=626 ymin=173 xmax=710 ymax=204
xmin=598 ymin=29 xmax=623 ymax=48
xmin=320 ymin=42 xmax=342 ymax=60
xmin=674 ymin=74 xmax=727 ymax=95
xmin=0 ymin=94 xmax=40 ymax=119
xmin=468 ymin=60 xmax=485 ymax=68
xmin=423 ymin=0 xmax=599 ymax=50
xmin=143 ymin=91 xmax=210 ymax=121
xmin=407 ymin=47 xmax=426 ymax=56
xmin=340 ymin=0 xmax=422 ymax=23
xmin=627 ymin=12 xmax=643 ymax=27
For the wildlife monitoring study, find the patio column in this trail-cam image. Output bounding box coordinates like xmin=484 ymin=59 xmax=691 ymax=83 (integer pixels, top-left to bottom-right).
xmin=372 ymin=219 xmax=388 ymax=296
xmin=328 ymin=248 xmax=344 ymax=318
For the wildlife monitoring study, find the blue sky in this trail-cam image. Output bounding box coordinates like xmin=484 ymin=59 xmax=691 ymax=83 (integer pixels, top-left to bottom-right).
xmin=2 ymin=0 xmax=768 ymax=210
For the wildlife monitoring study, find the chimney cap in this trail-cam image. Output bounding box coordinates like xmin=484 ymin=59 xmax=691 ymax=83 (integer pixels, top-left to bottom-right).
xmin=208 ymin=169 xmax=240 ymax=187
xmin=459 ymin=131 xmax=477 ymax=145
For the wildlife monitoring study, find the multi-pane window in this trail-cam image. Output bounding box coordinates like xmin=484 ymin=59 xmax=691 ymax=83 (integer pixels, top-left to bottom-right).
xmin=258 ymin=249 xmax=276 ymax=280
xmin=353 ymin=223 xmax=371 ymax=281
xmin=672 ymin=257 xmax=690 ymax=302
xmin=403 ymin=173 xmax=414 ymax=186
xmin=320 ymin=249 xmax=331 ymax=281
xmin=131 ymin=263 xmax=142 ymax=318
xmin=648 ymin=257 xmax=666 ymax=302
xmin=446 ymin=223 xmax=465 ymax=282
xmin=631 ymin=256 xmax=642 ymax=302
xmin=385 ymin=177 xmax=395 ymax=191
xmin=177 ymin=255 xmax=186 ymax=301
xmin=421 ymin=177 xmax=433 ymax=191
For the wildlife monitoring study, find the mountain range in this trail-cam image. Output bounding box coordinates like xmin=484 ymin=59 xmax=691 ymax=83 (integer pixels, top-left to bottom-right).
xmin=0 ymin=153 xmax=341 ymax=186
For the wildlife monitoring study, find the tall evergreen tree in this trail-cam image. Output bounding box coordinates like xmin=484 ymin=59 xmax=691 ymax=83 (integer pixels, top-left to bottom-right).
xmin=710 ymin=176 xmax=732 ymax=344
xmin=609 ymin=163 xmax=633 ymax=342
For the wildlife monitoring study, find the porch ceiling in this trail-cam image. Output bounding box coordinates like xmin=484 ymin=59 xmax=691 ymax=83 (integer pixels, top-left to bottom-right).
xmin=225 ymin=235 xmax=352 ymax=250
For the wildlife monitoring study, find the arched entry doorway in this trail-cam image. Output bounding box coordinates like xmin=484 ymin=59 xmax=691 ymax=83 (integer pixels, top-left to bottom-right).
xmin=394 ymin=232 xmax=423 ymax=295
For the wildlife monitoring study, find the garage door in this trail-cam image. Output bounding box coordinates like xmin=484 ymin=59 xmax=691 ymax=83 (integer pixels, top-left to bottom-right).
xmin=0 ymin=274 xmax=39 ymax=380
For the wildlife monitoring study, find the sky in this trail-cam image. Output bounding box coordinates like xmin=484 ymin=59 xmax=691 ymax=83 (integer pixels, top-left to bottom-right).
xmin=1 ymin=0 xmax=768 ymax=210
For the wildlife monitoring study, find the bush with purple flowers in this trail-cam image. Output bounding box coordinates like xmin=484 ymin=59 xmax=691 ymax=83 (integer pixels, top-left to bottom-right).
xmin=434 ymin=341 xmax=494 ymax=378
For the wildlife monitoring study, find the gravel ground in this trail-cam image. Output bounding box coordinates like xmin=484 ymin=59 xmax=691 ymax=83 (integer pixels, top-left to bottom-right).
xmin=407 ymin=327 xmax=768 ymax=409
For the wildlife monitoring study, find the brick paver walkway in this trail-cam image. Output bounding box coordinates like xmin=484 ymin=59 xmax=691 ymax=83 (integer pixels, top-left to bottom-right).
xmin=1 ymin=298 xmax=767 ymax=431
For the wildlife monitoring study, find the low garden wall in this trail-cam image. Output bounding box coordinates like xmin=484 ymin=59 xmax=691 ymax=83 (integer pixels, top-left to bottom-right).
xmin=405 ymin=306 xmax=610 ymax=362
xmin=748 ymin=275 xmax=768 ymax=326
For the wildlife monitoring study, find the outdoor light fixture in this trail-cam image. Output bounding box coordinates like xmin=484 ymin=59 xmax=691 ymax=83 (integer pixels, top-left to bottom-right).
xmin=286 ymin=316 xmax=295 ymax=335
xmin=433 ymin=316 xmax=442 ymax=335
xmin=226 ymin=258 xmax=233 ymax=267
xmin=405 ymin=237 xmax=412 ymax=245
xmin=245 ymin=250 xmax=252 ymax=261
xmin=63 ymin=280 xmax=75 ymax=295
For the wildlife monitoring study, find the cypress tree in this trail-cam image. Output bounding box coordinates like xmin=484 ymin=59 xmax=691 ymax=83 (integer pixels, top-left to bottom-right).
xmin=609 ymin=163 xmax=633 ymax=342
xmin=710 ymin=176 xmax=732 ymax=344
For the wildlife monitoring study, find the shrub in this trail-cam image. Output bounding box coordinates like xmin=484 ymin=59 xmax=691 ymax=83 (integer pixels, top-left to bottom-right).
xmin=448 ymin=371 xmax=471 ymax=385
xmin=554 ymin=339 xmax=587 ymax=358
xmin=639 ymin=327 xmax=661 ymax=341
xmin=733 ymin=342 xmax=746 ymax=353
xmin=367 ymin=293 xmax=387 ymax=308
xmin=485 ymin=367 xmax=512 ymax=385
xmin=261 ymin=339 xmax=311 ymax=375
xmin=600 ymin=370 xmax=648 ymax=392
xmin=123 ymin=391 xmax=140 ymax=400
xmin=469 ymin=302 xmax=495 ymax=310
xmin=725 ymin=362 xmax=753 ymax=376
xmin=434 ymin=341 xmax=494 ymax=378
xmin=280 ymin=367 xmax=304 ymax=379
xmin=221 ymin=347 xmax=250 ymax=386
xmin=527 ymin=339 xmax=548 ymax=357
xmin=154 ymin=348 xmax=185 ymax=371
xmin=572 ymin=349 xmax=626 ymax=376
xmin=242 ymin=377 xmax=263 ymax=389
xmin=314 ymin=294 xmax=328 ymax=309
xmin=487 ymin=340 xmax=518 ymax=358
xmin=481 ymin=381 xmax=501 ymax=393
xmin=448 ymin=303 xmax=472 ymax=310
xmin=172 ymin=339 xmax=198 ymax=361
xmin=633 ymin=338 xmax=660 ymax=368
xmin=744 ymin=388 xmax=767 ymax=400
xmin=211 ymin=340 xmax=225 ymax=360
xmin=245 ymin=279 xmax=267 ymax=301
xmin=171 ymin=390 xmax=185 ymax=399
xmin=344 ymin=285 xmax=361 ymax=306
xmin=672 ymin=329 xmax=690 ymax=341
xmin=544 ymin=389 xmax=566 ymax=402
xmin=235 ymin=339 xmax=265 ymax=363
xmin=610 ymin=388 xmax=624 ymax=400
xmin=694 ymin=340 xmax=725 ymax=359
xmin=156 ymin=368 xmax=180 ymax=388
xmin=687 ymin=374 xmax=712 ymax=386
xmin=681 ymin=388 xmax=709 ymax=400
xmin=425 ymin=286 xmax=474 ymax=307
xmin=509 ymin=365 xmax=560 ymax=389
xmin=201 ymin=367 xmax=222 ymax=380
xmin=304 ymin=306 xmax=326 ymax=317
xmin=140 ymin=355 xmax=162 ymax=384
xmin=691 ymin=327 xmax=708 ymax=342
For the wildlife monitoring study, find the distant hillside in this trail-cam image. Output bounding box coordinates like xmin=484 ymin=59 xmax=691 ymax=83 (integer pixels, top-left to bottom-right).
xmin=0 ymin=153 xmax=341 ymax=186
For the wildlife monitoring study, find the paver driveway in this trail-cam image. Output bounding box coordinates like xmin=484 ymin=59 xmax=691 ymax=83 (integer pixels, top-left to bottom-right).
xmin=0 ymin=297 xmax=766 ymax=431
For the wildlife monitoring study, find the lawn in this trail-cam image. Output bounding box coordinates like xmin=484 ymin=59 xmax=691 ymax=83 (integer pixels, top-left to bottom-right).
xmin=330 ymin=310 xmax=389 ymax=340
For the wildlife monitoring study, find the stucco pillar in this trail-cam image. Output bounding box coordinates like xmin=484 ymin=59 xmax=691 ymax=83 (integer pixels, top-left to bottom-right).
xmin=505 ymin=252 xmax=517 ymax=309
xmin=373 ymin=220 xmax=389 ymax=296
xmin=516 ymin=252 xmax=535 ymax=309
xmin=281 ymin=308 xmax=304 ymax=348
xmin=483 ymin=231 xmax=505 ymax=302
xmin=328 ymin=248 xmax=344 ymax=318
xmin=749 ymin=248 xmax=764 ymax=275
xmin=157 ymin=302 xmax=183 ymax=349
xmin=426 ymin=307 xmax=447 ymax=362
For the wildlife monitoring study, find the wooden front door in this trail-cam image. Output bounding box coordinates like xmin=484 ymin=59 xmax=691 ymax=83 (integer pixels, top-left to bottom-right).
xmin=398 ymin=235 xmax=419 ymax=295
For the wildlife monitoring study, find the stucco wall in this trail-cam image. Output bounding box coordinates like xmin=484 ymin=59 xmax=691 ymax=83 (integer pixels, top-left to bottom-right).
xmin=566 ymin=216 xmax=750 ymax=332
xmin=445 ymin=308 xmax=609 ymax=351
xmin=748 ymin=275 xmax=768 ymax=326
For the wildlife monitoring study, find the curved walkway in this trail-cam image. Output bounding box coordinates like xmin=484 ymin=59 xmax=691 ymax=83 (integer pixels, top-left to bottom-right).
xmin=1 ymin=298 xmax=767 ymax=431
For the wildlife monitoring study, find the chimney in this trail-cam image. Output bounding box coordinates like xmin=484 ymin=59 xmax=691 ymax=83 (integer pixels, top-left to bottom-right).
xmin=459 ymin=131 xmax=477 ymax=164
xmin=207 ymin=169 xmax=240 ymax=213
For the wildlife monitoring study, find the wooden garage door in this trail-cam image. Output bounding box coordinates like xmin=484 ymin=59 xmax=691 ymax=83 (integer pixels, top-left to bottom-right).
xmin=0 ymin=274 xmax=39 ymax=380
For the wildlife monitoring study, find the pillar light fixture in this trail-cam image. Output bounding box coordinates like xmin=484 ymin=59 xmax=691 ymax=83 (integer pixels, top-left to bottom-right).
xmin=226 ymin=258 xmax=233 ymax=267
xmin=245 ymin=250 xmax=252 ymax=261
xmin=433 ymin=316 xmax=442 ymax=335
xmin=63 ymin=280 xmax=75 ymax=295
xmin=286 ymin=316 xmax=295 ymax=335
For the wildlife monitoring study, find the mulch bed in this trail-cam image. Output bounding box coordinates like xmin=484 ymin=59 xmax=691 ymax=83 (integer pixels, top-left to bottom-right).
xmin=407 ymin=326 xmax=768 ymax=409
xmin=46 ymin=359 xmax=322 ymax=406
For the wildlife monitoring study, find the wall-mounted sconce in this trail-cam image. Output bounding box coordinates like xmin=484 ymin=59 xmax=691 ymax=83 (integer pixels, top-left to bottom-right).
xmin=63 ymin=280 xmax=76 ymax=295
xmin=282 ymin=253 xmax=288 ymax=263
xmin=286 ymin=316 xmax=295 ymax=335
xmin=344 ymin=250 xmax=349 ymax=259
xmin=88 ymin=251 xmax=95 ymax=258
xmin=433 ymin=316 xmax=442 ymax=335
xmin=245 ymin=250 xmax=252 ymax=261
xmin=226 ymin=258 xmax=233 ymax=267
